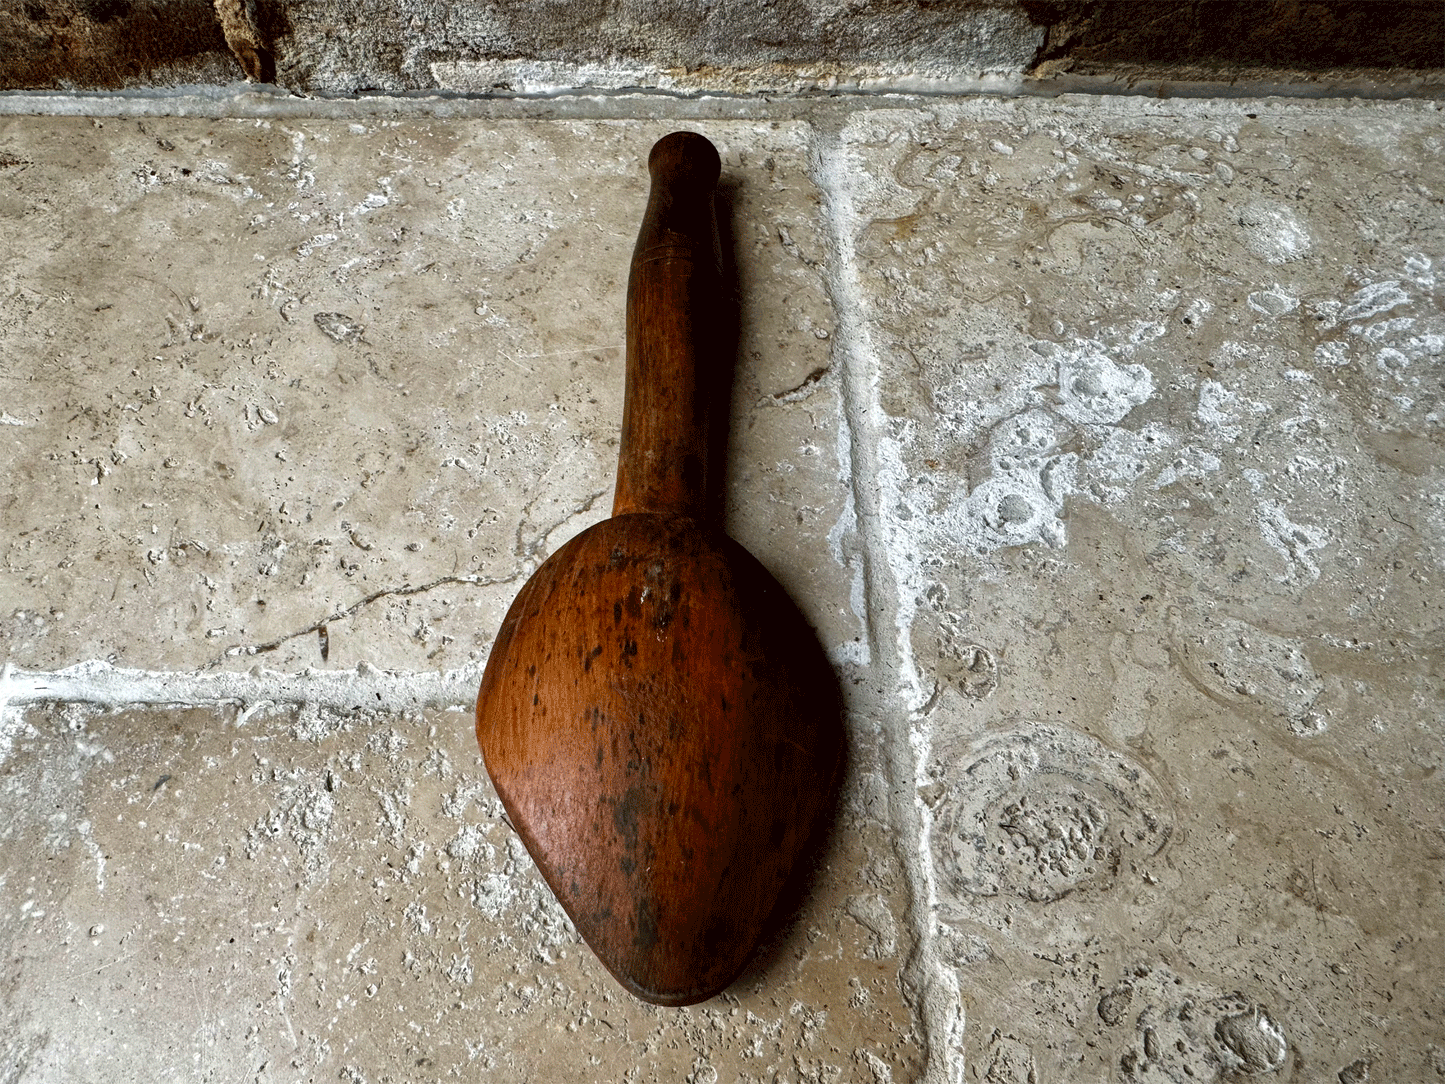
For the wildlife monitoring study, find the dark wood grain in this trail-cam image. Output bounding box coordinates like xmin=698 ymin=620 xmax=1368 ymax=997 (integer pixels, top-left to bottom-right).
xmin=612 ymin=130 xmax=727 ymax=521
xmin=474 ymin=132 xmax=844 ymax=1006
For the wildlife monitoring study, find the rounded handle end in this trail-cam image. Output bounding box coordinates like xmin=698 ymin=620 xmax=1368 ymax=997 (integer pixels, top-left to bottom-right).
xmin=648 ymin=132 xmax=720 ymax=192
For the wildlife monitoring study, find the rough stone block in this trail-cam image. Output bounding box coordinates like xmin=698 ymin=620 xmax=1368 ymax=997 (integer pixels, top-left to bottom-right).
xmin=835 ymin=97 xmax=1444 ymax=1081
xmin=0 ymin=117 xmax=860 ymax=675
xmin=0 ymin=701 xmax=919 ymax=1080
xmin=0 ymin=0 xmax=243 ymax=89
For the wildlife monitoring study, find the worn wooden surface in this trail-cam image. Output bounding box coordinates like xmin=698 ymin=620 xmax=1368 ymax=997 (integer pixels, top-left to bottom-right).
xmin=612 ymin=131 xmax=729 ymax=522
xmin=475 ymin=132 xmax=844 ymax=1005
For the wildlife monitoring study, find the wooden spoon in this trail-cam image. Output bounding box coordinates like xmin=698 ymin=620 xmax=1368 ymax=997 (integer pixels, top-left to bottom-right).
xmin=475 ymin=132 xmax=844 ymax=1006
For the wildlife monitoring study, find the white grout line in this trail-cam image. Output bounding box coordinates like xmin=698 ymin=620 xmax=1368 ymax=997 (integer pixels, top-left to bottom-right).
xmin=808 ymin=121 xmax=962 ymax=1084
xmin=0 ymin=73 xmax=1436 ymax=123
xmin=0 ymin=660 xmax=480 ymax=714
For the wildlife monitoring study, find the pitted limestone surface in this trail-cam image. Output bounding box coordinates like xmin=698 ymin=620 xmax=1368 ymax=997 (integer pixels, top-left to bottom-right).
xmin=0 ymin=703 xmax=920 ymax=1081
xmin=1 ymin=98 xmax=1442 ymax=1082
xmin=0 ymin=117 xmax=857 ymax=675
xmin=926 ymin=722 xmax=1172 ymax=907
xmin=1103 ymin=965 xmax=1289 ymax=1082
xmin=831 ymin=97 xmax=1443 ymax=1081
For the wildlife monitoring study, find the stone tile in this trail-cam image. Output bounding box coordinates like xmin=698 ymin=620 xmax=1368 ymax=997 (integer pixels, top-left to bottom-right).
xmin=837 ymin=98 xmax=1445 ymax=1080
xmin=0 ymin=117 xmax=858 ymax=674
xmin=0 ymin=701 xmax=919 ymax=1081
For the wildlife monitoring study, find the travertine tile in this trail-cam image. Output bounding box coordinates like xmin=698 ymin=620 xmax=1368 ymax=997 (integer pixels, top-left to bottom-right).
xmin=0 ymin=702 xmax=919 ymax=1081
xmin=0 ymin=113 xmax=892 ymax=1080
xmin=4 ymin=93 xmax=1444 ymax=1084
xmin=836 ymin=98 xmax=1444 ymax=1081
xmin=0 ymin=117 xmax=858 ymax=674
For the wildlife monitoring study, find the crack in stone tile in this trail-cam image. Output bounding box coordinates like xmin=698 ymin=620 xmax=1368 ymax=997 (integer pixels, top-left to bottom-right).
xmin=513 ymin=488 xmax=609 ymax=562
xmin=210 ymin=570 xmax=524 ymax=669
xmin=203 ymin=487 xmax=607 ymax=671
xmin=767 ymin=365 xmax=833 ymax=404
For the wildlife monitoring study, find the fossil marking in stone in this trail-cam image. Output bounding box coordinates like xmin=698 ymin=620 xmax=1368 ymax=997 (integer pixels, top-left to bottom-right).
xmin=927 ymin=722 xmax=1173 ymax=908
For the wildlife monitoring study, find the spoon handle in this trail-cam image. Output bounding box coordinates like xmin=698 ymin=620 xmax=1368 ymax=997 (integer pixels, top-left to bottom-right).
xmin=612 ymin=132 xmax=725 ymax=521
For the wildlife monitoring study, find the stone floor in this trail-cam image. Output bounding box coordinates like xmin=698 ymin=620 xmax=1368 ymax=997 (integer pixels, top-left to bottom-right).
xmin=1 ymin=94 xmax=1442 ymax=1083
